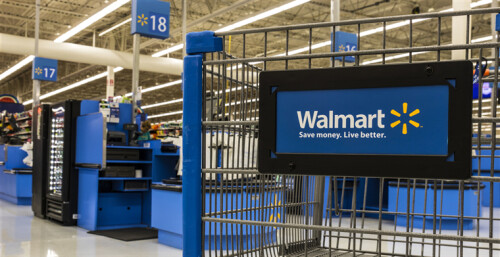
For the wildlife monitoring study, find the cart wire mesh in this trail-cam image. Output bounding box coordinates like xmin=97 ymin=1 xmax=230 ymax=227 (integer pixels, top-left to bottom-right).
xmin=200 ymin=7 xmax=500 ymax=257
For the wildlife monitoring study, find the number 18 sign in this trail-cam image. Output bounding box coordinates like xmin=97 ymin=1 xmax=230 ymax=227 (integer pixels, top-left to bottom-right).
xmin=32 ymin=57 xmax=57 ymax=82
xmin=131 ymin=0 xmax=170 ymax=39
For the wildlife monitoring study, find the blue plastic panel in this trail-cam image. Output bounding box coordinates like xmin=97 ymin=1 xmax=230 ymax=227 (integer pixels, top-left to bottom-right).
xmin=77 ymin=168 xmax=99 ymax=231
xmin=388 ymin=183 xmax=481 ymax=230
xmin=0 ymin=102 xmax=23 ymax=113
xmin=152 ymin=189 xmax=182 ymax=233
xmin=186 ymin=31 xmax=223 ymax=54
xmin=182 ymin=54 xmax=203 ymax=256
xmin=80 ymin=100 xmax=99 ymax=115
xmin=496 ymin=13 xmax=500 ymax=31
xmin=276 ymin=85 xmax=449 ymax=155
xmin=76 ymin=113 xmax=104 ymax=166
xmin=107 ymin=103 xmax=133 ymax=140
xmin=5 ymin=146 xmax=30 ymax=170
xmin=0 ymin=173 xmax=32 ymax=205
xmin=97 ymin=193 xmax=142 ymax=227
xmin=473 ymin=171 xmax=500 ymax=207
xmin=153 ymin=187 xmax=278 ymax=250
xmin=0 ymin=145 xmax=5 ymax=162
xmin=472 ymin=149 xmax=500 ymax=171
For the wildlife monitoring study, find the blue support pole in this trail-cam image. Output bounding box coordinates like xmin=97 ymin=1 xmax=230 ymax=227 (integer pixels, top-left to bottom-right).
xmin=183 ymin=31 xmax=222 ymax=257
xmin=182 ymin=54 xmax=203 ymax=257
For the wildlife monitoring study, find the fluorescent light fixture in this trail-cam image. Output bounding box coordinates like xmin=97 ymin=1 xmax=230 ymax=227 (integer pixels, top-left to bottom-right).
xmin=124 ymin=79 xmax=182 ymax=97
xmin=224 ymin=98 xmax=258 ymax=107
xmin=152 ymin=44 xmax=184 ymax=57
xmin=471 ymin=35 xmax=493 ymax=43
xmin=362 ymin=51 xmax=428 ymax=65
xmin=54 ymin=0 xmax=131 ymax=43
xmin=216 ymin=0 xmax=310 ymax=33
xmin=149 ymin=110 xmax=183 ymax=119
xmin=226 ymin=0 xmax=491 ymax=66
xmin=362 ymin=32 xmax=494 ymax=65
xmin=473 ymin=106 xmax=492 ymax=111
xmin=14 ymin=0 xmax=494 ymax=105
xmin=152 ymin=0 xmax=310 ymax=57
xmin=0 ymin=56 xmax=34 ymax=81
xmin=474 ymin=99 xmax=492 ymax=104
xmin=23 ymin=67 xmax=124 ymax=105
xmin=0 ymin=0 xmax=129 ymax=84
xmin=359 ymin=0 xmax=491 ymax=37
xmin=471 ymin=0 xmax=492 ymax=8
xmin=99 ymin=17 xmax=132 ymax=36
xmin=147 ymin=97 xmax=259 ymax=120
xmin=142 ymin=99 xmax=183 ymax=109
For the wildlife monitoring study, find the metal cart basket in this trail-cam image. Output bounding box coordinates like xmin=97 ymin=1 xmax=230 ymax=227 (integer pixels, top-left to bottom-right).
xmin=181 ymin=7 xmax=500 ymax=257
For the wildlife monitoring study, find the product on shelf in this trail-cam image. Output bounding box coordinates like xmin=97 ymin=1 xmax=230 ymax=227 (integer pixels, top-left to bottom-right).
xmin=150 ymin=122 xmax=182 ymax=139
xmin=0 ymin=110 xmax=32 ymax=144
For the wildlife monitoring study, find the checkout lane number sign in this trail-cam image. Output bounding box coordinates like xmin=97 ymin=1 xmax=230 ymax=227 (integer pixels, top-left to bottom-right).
xmin=32 ymin=57 xmax=58 ymax=82
xmin=131 ymin=0 xmax=171 ymax=39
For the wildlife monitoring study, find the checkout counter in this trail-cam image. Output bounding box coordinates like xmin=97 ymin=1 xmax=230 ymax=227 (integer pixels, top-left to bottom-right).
xmin=0 ymin=145 xmax=32 ymax=205
xmin=151 ymin=131 xmax=277 ymax=250
xmin=75 ymin=101 xmax=180 ymax=231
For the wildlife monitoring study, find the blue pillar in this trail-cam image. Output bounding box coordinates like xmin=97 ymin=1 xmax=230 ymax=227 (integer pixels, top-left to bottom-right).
xmin=182 ymin=31 xmax=222 ymax=257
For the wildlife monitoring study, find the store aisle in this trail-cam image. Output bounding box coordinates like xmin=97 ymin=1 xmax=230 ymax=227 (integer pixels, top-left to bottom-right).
xmin=0 ymin=200 xmax=182 ymax=257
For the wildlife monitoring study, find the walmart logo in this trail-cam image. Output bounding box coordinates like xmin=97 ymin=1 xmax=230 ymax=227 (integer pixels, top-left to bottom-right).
xmin=137 ymin=14 xmax=148 ymax=26
xmin=390 ymin=102 xmax=420 ymax=135
xmin=34 ymin=67 xmax=43 ymax=75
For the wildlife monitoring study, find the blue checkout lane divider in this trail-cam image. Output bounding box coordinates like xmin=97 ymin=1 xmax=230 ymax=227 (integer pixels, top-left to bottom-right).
xmin=472 ymin=148 xmax=500 ymax=207
xmin=0 ymin=145 xmax=32 ymax=205
xmin=388 ymin=181 xmax=483 ymax=230
xmin=153 ymin=183 xmax=280 ymax=250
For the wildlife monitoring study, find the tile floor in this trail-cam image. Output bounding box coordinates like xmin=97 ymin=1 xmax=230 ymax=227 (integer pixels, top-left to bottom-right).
xmin=0 ymin=200 xmax=182 ymax=257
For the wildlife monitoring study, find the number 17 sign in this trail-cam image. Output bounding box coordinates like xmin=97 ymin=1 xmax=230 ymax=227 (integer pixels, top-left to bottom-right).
xmin=131 ymin=0 xmax=170 ymax=39
xmin=32 ymin=57 xmax=57 ymax=82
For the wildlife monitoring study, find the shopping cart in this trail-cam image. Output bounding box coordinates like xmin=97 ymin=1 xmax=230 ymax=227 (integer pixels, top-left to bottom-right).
xmin=182 ymin=7 xmax=500 ymax=257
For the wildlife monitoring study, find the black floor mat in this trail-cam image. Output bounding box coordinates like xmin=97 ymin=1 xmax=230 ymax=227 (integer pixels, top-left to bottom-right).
xmin=88 ymin=227 xmax=158 ymax=242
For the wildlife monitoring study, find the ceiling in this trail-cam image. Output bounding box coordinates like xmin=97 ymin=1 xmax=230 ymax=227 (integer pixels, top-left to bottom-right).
xmin=0 ymin=0 xmax=496 ymax=123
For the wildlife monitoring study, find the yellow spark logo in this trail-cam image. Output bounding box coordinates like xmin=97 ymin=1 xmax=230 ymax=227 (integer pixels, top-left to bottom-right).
xmin=269 ymin=194 xmax=281 ymax=226
xmin=137 ymin=14 xmax=148 ymax=26
xmin=338 ymin=44 xmax=345 ymax=52
xmin=34 ymin=67 xmax=43 ymax=75
xmin=390 ymin=102 xmax=420 ymax=135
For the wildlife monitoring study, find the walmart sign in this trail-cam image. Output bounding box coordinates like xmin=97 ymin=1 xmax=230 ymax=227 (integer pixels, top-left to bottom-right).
xmin=259 ymin=62 xmax=472 ymax=179
xmin=276 ymin=86 xmax=449 ymax=156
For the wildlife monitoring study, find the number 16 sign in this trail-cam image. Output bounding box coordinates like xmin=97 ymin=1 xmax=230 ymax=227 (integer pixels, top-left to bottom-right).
xmin=131 ymin=0 xmax=170 ymax=40
xmin=32 ymin=57 xmax=58 ymax=82
xmin=332 ymin=31 xmax=357 ymax=63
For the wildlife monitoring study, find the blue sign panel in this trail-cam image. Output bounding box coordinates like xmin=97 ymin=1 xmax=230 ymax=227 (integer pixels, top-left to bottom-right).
xmin=276 ymin=86 xmax=449 ymax=156
xmin=333 ymin=31 xmax=357 ymax=63
xmin=32 ymin=57 xmax=57 ymax=82
xmin=131 ymin=0 xmax=170 ymax=39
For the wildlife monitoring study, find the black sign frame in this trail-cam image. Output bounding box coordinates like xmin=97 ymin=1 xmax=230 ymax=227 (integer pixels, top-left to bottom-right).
xmin=258 ymin=61 xmax=473 ymax=179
